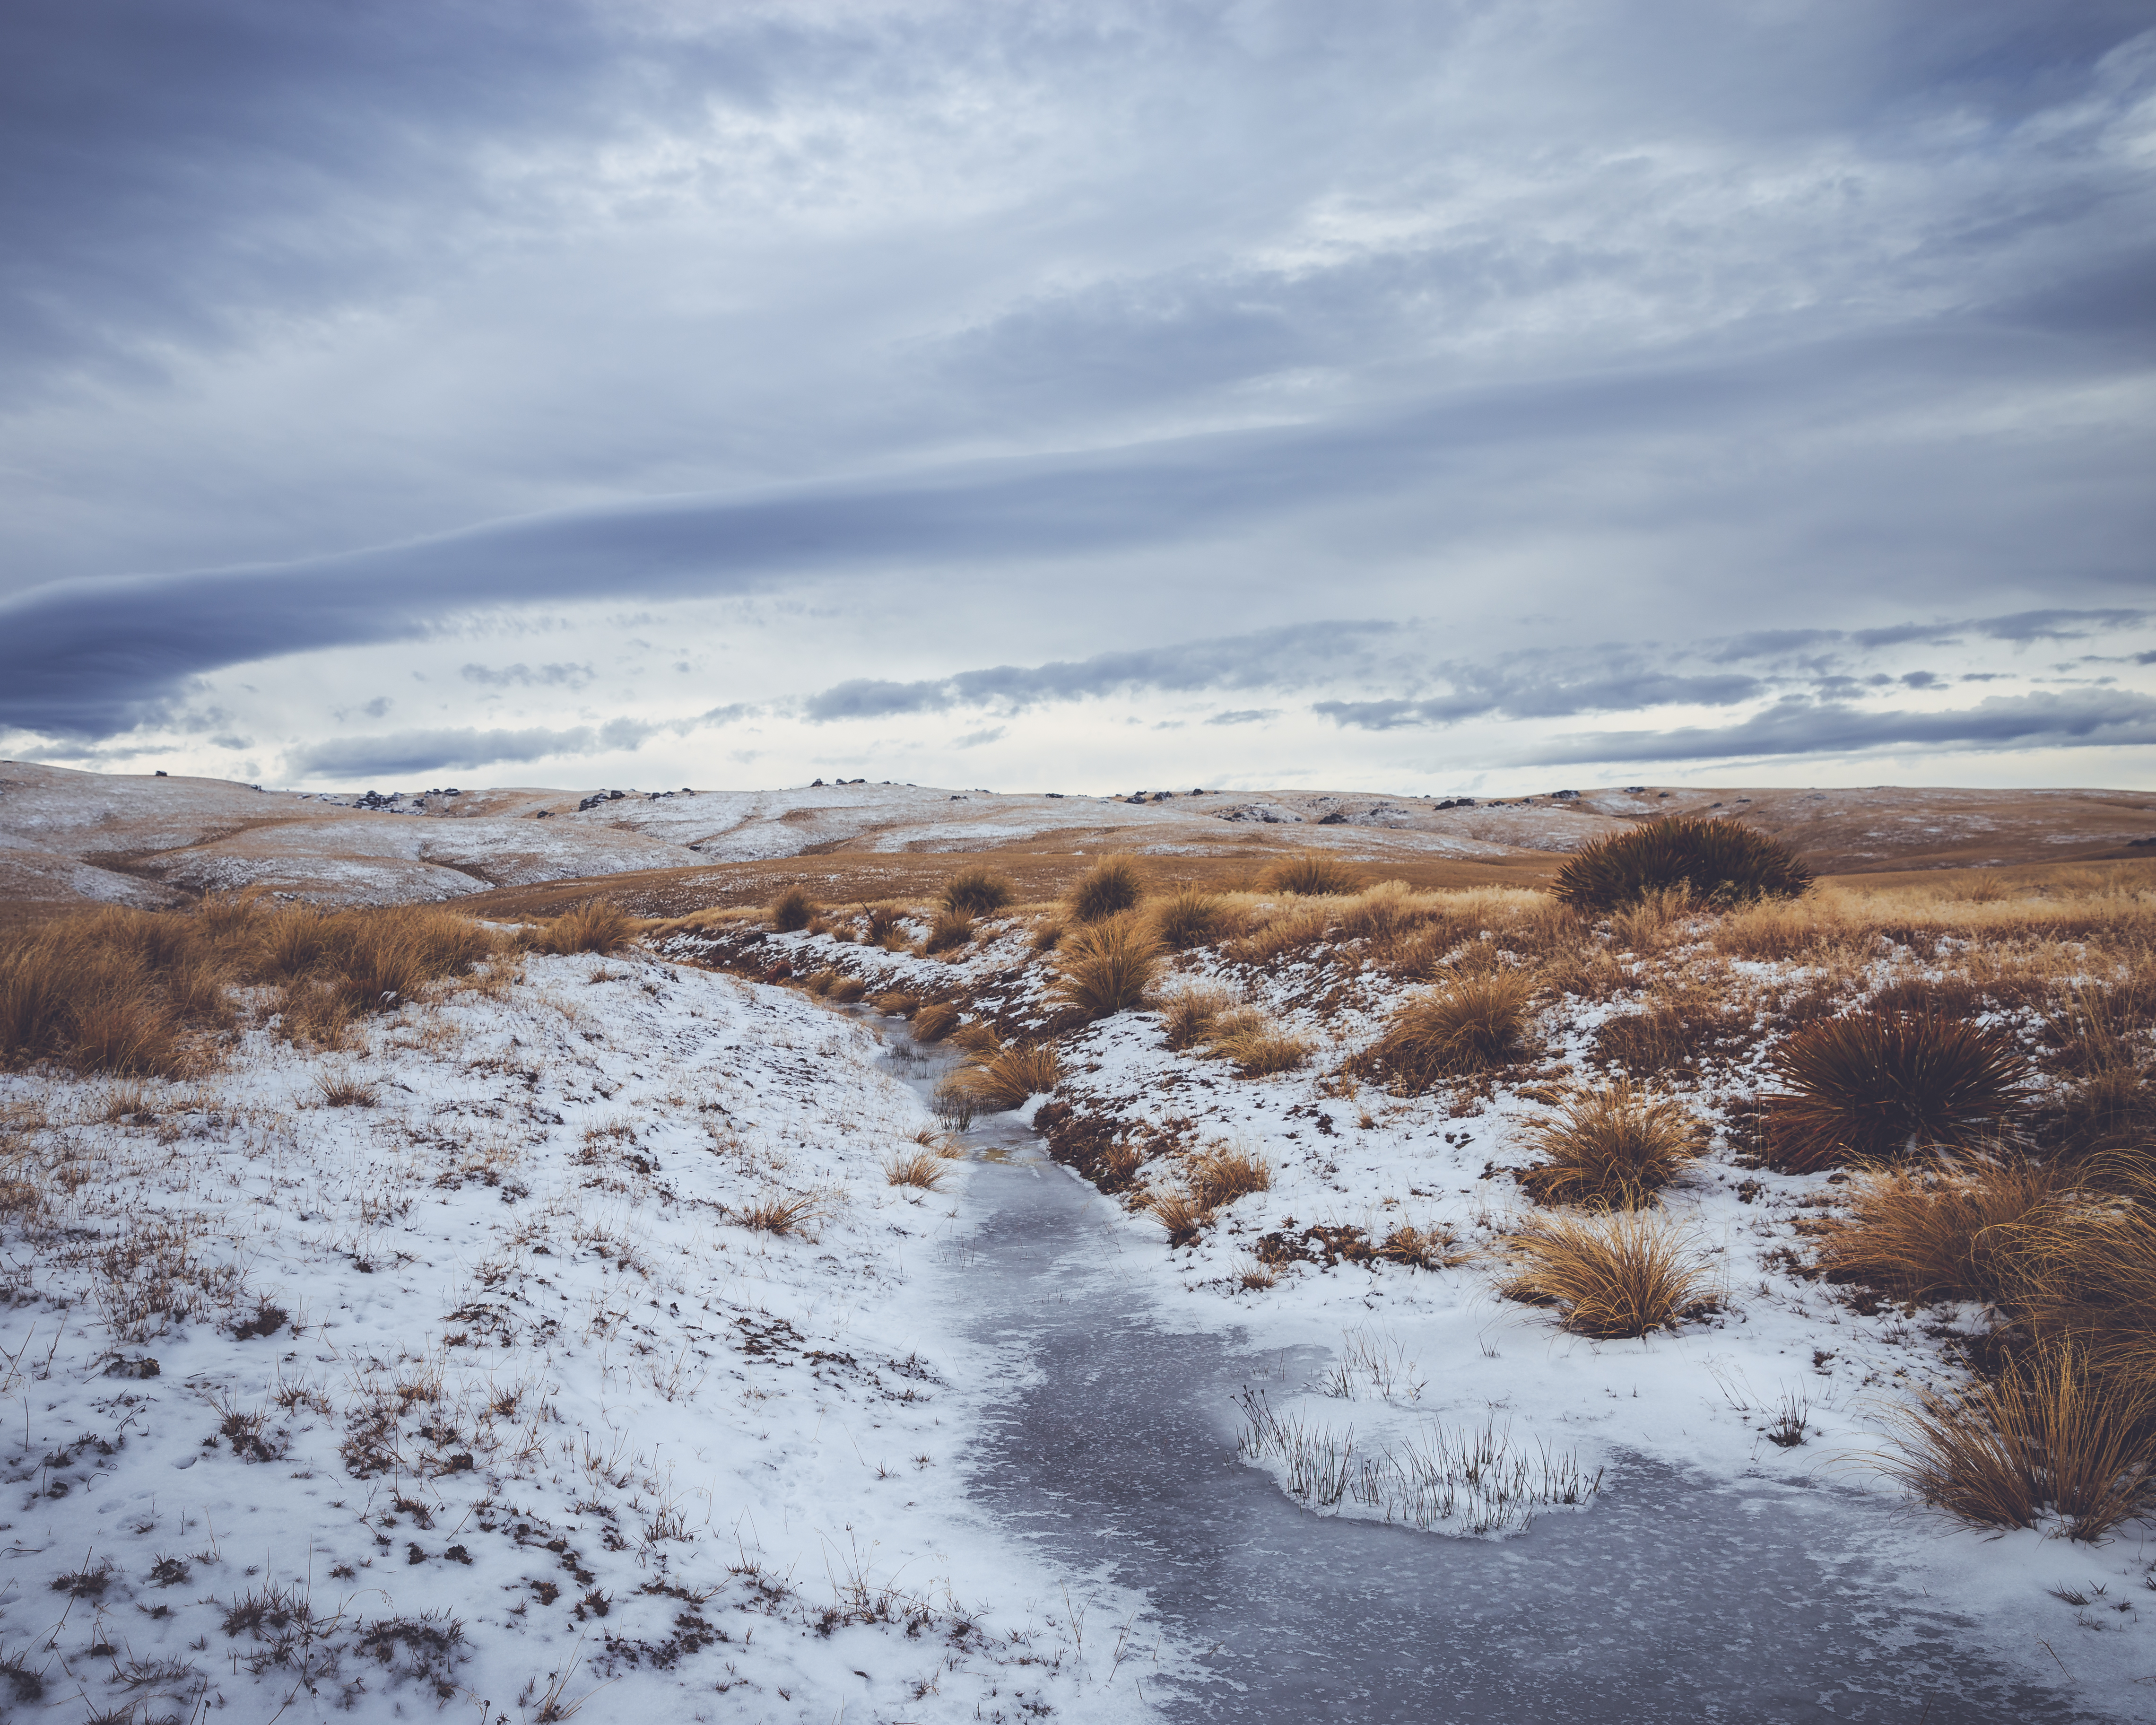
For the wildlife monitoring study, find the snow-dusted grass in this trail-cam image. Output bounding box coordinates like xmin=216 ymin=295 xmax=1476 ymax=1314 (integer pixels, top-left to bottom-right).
xmin=0 ymin=948 xmax=1170 ymax=1723
xmin=651 ymin=866 xmax=2156 ymax=1713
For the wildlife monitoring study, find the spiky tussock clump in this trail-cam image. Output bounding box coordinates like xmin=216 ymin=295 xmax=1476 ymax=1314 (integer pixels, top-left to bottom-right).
xmin=940 ymin=866 xmax=1014 ymax=918
xmin=1147 ymin=1186 xmax=1213 ymax=1247
xmin=1052 ymin=916 xmax=1161 ymax=1019
xmin=2002 ymin=1198 xmax=2156 ymax=1397
xmin=531 ymin=899 xmax=635 ymax=955
xmin=736 ymin=1194 xmax=821 ymax=1235
xmin=1151 ymin=886 xmax=1230 ymax=951
xmin=911 ymin=1002 xmax=960 ymax=1043
xmin=802 ymin=969 xmax=837 ymax=997
xmin=922 ymin=909 xmax=974 ymax=954
xmin=1553 ymin=815 xmax=1814 ymax=912
xmin=953 ymin=1044 xmax=1063 ymax=1112
xmin=863 ymin=903 xmax=911 ymax=949
xmin=1366 ymin=974 xmax=1535 ymax=1090
xmin=872 ymin=991 xmax=915 ymax=1017
xmin=1069 ymin=856 xmax=1145 ymax=923
xmin=1498 ymin=1211 xmax=1719 ymax=1338
xmin=1878 ymin=1342 xmax=2154 ymax=1541
xmin=1517 ymin=1084 xmax=1705 ymax=1210
xmin=825 ymin=976 xmax=867 ymax=1004
xmin=1811 ymin=1159 xmax=2060 ymax=1306
xmin=883 ymin=1150 xmax=947 ymax=1191
xmin=769 ymin=886 xmax=816 ymax=932
xmin=1765 ymin=1011 xmax=2033 ymax=1172
xmin=1262 ymin=853 xmax=1359 ymax=897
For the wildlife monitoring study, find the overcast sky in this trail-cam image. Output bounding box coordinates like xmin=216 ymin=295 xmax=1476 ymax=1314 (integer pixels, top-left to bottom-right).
xmin=1 ymin=0 xmax=2151 ymax=795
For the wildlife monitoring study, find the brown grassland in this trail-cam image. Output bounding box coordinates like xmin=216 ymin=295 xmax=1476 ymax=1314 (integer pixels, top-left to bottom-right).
xmin=9 ymin=833 xmax=2156 ymax=1546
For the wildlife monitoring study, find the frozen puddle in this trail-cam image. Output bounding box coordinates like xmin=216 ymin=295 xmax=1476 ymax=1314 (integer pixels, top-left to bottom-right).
xmin=944 ymin=1142 xmax=2099 ymax=1723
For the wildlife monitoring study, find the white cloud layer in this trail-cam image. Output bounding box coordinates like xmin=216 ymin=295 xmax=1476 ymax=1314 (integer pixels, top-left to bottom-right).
xmin=1 ymin=1 xmax=2150 ymax=790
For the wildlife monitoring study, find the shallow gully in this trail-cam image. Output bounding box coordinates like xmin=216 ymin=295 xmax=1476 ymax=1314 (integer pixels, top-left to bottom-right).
xmin=873 ymin=1022 xmax=2098 ymax=1724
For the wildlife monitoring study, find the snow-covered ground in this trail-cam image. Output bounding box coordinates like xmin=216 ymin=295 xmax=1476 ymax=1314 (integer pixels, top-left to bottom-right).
xmin=653 ymin=908 xmax=2156 ymax=1719
xmin=0 ymin=950 xmax=1180 ymax=1723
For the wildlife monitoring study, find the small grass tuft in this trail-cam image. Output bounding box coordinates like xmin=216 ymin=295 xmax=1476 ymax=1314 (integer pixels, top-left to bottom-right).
xmin=1517 ymin=1083 xmax=1705 ymax=1210
xmin=1498 ymin=1211 xmax=1719 ymax=1338
xmin=1263 ymin=854 xmax=1359 ymax=896
xmin=923 ymin=909 xmax=975 ymax=954
xmin=1553 ymin=814 xmax=1814 ymax=912
xmin=884 ymin=1150 xmax=947 ymax=1191
xmin=736 ymin=1194 xmax=820 ymax=1235
xmin=1766 ymin=1011 xmax=2033 ymax=1172
xmin=1365 ymin=974 xmax=1535 ymax=1089
xmin=1069 ymin=856 xmax=1145 ymax=923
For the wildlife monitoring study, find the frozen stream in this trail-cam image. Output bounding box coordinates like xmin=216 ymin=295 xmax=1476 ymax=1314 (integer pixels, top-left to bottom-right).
xmin=922 ymin=1115 xmax=2103 ymax=1722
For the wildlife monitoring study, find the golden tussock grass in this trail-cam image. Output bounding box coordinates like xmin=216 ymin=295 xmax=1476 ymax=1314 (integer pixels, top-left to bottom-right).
xmin=952 ymin=1044 xmax=1063 ymax=1111
xmin=1364 ymin=973 xmax=1536 ymax=1090
xmin=1999 ymin=1197 xmax=2156 ymax=1394
xmin=802 ymin=968 xmax=837 ymax=996
xmin=1810 ymin=1158 xmax=2060 ymax=1307
xmin=883 ymin=1149 xmax=947 ymax=1191
xmin=826 ymin=976 xmax=868 ymax=1004
xmin=940 ymin=866 xmax=1014 ymax=917
xmin=948 ymin=1019 xmax=1003 ymax=1056
xmin=1878 ymin=1341 xmax=2153 ymax=1541
xmin=768 ymin=886 xmax=816 ymax=932
xmin=1052 ymin=915 xmax=1161 ymax=1019
xmin=2 ymin=900 xmax=510 ymax=1072
xmin=1069 ymin=855 xmax=1145 ymax=923
xmin=1146 ymin=1186 xmax=1214 ymax=1246
xmin=872 ymin=991 xmax=916 ymax=1016
xmin=1262 ymin=853 xmax=1360 ymax=897
xmin=1187 ymin=1143 xmax=1271 ymax=1206
xmin=1497 ymin=1210 xmax=1719 ymax=1338
xmin=1150 ymin=885 xmax=1234 ymax=950
xmin=1516 ymin=1083 xmax=1705 ymax=1210
xmin=1161 ymin=984 xmax=1237 ymax=1050
xmin=910 ymin=1001 xmax=961 ymax=1042
xmin=1203 ymin=1009 xmax=1313 ymax=1077
xmin=530 ymin=899 xmax=636 ymax=955
xmin=922 ymin=908 xmax=975 ymax=954
xmin=862 ymin=903 xmax=912 ymax=949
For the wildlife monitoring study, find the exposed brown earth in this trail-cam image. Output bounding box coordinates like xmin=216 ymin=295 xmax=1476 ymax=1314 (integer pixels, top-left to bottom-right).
xmin=2 ymin=758 xmax=2151 ymax=925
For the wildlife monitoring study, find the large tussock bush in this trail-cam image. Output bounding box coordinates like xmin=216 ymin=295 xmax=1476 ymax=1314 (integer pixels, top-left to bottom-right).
xmin=939 ymin=866 xmax=1014 ymax=918
xmin=1554 ymin=815 xmax=1813 ymax=912
xmin=1261 ymin=854 xmax=1359 ymax=897
xmin=1765 ymin=1011 xmax=2032 ymax=1172
xmin=1068 ymin=856 xmax=1144 ymax=924
xmin=1363 ymin=975 xmax=1535 ymax=1090
xmin=1052 ymin=916 xmax=1160 ymax=1019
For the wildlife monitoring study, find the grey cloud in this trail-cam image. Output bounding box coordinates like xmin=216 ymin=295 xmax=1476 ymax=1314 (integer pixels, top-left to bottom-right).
xmin=286 ymin=718 xmax=654 ymax=780
xmin=1206 ymin=709 xmax=1280 ymax=726
xmin=1533 ymin=690 xmax=2156 ymax=765
xmin=802 ymin=623 xmax=1396 ymax=723
xmin=461 ymin=662 xmax=595 ymax=689
xmin=1313 ymin=670 xmax=1765 ymax=732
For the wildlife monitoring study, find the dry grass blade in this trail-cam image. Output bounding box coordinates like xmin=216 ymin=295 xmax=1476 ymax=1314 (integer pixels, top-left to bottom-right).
xmin=1069 ymin=856 xmax=1145 ymax=923
xmin=1517 ymin=1083 xmax=1705 ymax=1210
xmin=1052 ymin=916 xmax=1160 ymax=1019
xmin=883 ymin=1150 xmax=947 ymax=1191
xmin=1498 ymin=1211 xmax=1718 ymax=1338
xmin=1366 ymin=974 xmax=1535 ymax=1090
xmin=1766 ymin=1011 xmax=2034 ymax=1172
